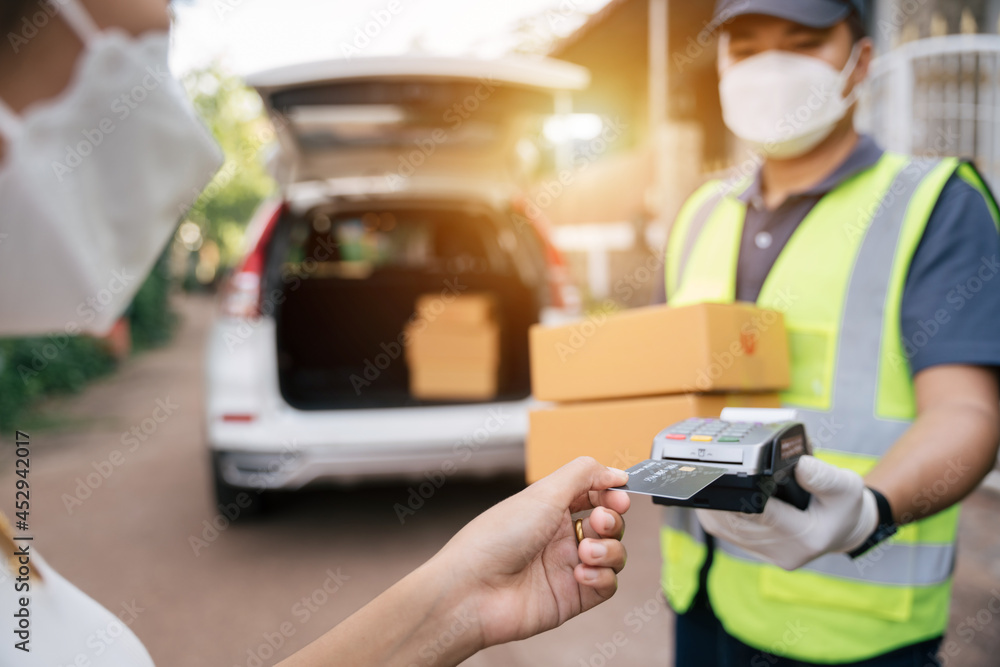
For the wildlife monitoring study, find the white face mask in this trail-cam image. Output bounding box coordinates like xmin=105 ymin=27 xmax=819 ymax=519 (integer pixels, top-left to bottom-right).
xmin=718 ymin=43 xmax=863 ymax=160
xmin=0 ymin=0 xmax=222 ymax=337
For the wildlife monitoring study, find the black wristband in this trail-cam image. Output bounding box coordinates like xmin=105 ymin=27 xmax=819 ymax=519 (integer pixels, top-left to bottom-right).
xmin=848 ymin=487 xmax=897 ymax=559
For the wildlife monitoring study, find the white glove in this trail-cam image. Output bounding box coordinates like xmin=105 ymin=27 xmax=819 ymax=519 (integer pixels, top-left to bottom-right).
xmin=696 ymin=455 xmax=879 ymax=571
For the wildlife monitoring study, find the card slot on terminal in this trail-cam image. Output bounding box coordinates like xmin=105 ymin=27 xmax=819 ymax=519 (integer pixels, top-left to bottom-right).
xmin=666 ymin=447 xmax=745 ymax=464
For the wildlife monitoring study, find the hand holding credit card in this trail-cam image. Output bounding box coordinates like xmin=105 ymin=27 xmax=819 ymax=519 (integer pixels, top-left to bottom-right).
xmin=612 ymin=459 xmax=726 ymax=500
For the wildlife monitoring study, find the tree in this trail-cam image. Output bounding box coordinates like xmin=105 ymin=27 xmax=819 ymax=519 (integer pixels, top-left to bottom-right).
xmin=180 ymin=64 xmax=278 ymax=279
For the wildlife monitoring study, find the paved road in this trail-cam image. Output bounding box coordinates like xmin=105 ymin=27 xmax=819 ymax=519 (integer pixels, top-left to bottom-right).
xmin=1 ymin=294 xmax=997 ymax=666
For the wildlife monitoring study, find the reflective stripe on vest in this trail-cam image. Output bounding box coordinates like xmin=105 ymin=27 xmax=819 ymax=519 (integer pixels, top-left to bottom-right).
xmin=715 ymin=538 xmax=954 ymax=587
xmin=659 ymin=153 xmax=979 ymax=662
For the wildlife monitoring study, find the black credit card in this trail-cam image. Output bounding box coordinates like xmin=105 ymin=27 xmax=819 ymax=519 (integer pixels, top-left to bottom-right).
xmin=612 ymin=459 xmax=726 ymax=500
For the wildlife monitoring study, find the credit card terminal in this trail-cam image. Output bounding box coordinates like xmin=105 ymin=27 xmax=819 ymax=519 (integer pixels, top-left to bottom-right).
xmin=643 ymin=417 xmax=812 ymax=513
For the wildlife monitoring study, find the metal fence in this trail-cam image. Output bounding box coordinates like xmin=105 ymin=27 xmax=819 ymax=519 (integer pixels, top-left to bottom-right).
xmin=859 ymin=34 xmax=1000 ymax=191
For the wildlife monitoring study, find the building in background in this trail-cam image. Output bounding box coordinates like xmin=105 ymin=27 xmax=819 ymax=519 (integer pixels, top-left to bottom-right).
xmin=532 ymin=0 xmax=721 ymax=306
xmin=863 ymin=1 xmax=1000 ymax=190
xmin=539 ymin=0 xmax=1000 ymax=305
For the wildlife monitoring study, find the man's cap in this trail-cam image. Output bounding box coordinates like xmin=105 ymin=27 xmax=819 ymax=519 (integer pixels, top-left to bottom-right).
xmin=713 ymin=0 xmax=867 ymax=30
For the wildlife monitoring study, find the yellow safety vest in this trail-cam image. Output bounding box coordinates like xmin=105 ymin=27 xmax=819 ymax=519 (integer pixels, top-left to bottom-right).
xmin=662 ymin=152 xmax=998 ymax=663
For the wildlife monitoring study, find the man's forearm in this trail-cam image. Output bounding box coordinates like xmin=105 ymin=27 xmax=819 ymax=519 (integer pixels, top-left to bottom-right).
xmin=865 ymin=366 xmax=1000 ymax=524
xmin=278 ymin=554 xmax=483 ymax=667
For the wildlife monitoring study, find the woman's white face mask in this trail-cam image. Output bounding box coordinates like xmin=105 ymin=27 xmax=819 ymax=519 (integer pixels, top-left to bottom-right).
xmin=0 ymin=0 xmax=222 ymax=337
xmin=718 ymin=39 xmax=864 ymax=160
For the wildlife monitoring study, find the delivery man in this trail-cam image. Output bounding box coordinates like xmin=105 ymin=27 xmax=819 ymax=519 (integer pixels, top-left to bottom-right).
xmin=657 ymin=0 xmax=1000 ymax=665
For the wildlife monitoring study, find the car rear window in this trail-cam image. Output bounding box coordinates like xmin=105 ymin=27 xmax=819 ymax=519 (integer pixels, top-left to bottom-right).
xmin=282 ymin=207 xmax=512 ymax=280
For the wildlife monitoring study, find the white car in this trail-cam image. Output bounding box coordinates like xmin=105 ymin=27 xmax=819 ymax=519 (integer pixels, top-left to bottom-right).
xmin=204 ymin=56 xmax=587 ymax=512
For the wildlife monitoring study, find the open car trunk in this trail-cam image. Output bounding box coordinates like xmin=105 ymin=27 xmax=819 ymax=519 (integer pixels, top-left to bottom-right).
xmin=266 ymin=202 xmax=543 ymax=410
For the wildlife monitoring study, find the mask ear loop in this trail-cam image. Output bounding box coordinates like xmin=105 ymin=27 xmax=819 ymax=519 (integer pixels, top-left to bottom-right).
xmin=716 ymin=32 xmax=733 ymax=73
xmin=0 ymin=0 xmax=101 ymax=143
xmin=838 ymin=42 xmax=866 ymax=109
xmin=0 ymin=0 xmax=101 ymax=142
xmin=56 ymin=0 xmax=101 ymax=46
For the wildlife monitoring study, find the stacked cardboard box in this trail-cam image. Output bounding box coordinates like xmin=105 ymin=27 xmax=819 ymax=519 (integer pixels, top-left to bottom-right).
xmin=526 ymin=303 xmax=790 ymax=482
xmin=406 ymin=294 xmax=499 ymax=400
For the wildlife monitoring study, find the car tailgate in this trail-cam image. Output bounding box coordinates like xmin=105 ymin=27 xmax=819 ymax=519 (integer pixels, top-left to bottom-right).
xmin=245 ymin=55 xmax=589 ymax=186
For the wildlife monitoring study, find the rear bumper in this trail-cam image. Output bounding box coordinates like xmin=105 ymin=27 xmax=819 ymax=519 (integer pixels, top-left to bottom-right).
xmin=209 ymin=399 xmax=533 ymax=489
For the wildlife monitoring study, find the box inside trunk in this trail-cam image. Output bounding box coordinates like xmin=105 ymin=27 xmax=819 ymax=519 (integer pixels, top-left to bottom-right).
xmin=268 ymin=206 xmax=540 ymax=410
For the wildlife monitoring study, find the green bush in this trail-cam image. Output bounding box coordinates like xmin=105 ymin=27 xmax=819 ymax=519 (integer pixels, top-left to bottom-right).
xmin=128 ymin=251 xmax=177 ymax=351
xmin=0 ymin=334 xmax=115 ymax=432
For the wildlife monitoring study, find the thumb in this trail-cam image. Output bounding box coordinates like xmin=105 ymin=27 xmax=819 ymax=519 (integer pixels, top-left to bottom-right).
xmin=794 ymin=455 xmax=862 ymax=497
xmin=536 ymin=457 xmax=629 ymax=509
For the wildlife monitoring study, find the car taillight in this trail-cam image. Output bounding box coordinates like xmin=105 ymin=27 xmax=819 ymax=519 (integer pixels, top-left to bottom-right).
xmin=512 ymin=199 xmax=581 ymax=313
xmin=221 ymin=413 xmax=256 ymax=423
xmin=219 ymin=201 xmax=285 ymax=319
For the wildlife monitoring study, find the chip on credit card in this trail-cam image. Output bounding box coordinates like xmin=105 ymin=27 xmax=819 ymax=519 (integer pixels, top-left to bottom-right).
xmin=612 ymin=459 xmax=726 ymax=500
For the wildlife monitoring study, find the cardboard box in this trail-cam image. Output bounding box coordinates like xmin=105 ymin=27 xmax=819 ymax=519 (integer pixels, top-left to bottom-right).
xmin=410 ymin=363 xmax=498 ymax=400
xmin=406 ymin=293 xmax=500 ymax=400
xmin=416 ymin=293 xmax=496 ymax=325
xmin=526 ymin=393 xmax=782 ymax=482
xmin=405 ymin=321 xmax=500 ymax=365
xmin=529 ymin=303 xmax=789 ymax=403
